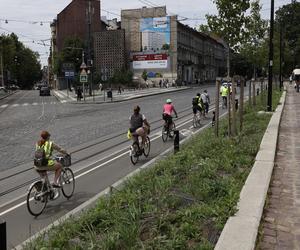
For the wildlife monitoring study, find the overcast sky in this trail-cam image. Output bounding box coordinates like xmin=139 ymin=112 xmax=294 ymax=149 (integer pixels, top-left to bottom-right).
xmin=0 ymin=0 xmax=291 ymax=66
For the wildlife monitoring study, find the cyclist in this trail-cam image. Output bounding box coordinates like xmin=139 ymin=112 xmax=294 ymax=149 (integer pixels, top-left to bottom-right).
xmin=220 ymin=83 xmax=229 ymax=108
xmin=129 ymin=105 xmax=150 ymax=150
xmin=192 ymin=93 xmax=204 ymax=117
xmin=201 ymin=90 xmax=210 ymax=117
xmin=35 ymin=131 xmax=68 ymax=188
xmin=163 ymin=99 xmax=178 ymax=133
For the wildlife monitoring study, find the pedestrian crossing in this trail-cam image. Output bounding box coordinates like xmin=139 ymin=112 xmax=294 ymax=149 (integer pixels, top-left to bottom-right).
xmin=0 ymin=101 xmax=61 ymax=109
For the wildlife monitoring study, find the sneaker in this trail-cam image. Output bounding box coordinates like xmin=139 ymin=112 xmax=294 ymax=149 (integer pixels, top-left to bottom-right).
xmin=52 ymin=183 xmax=61 ymax=188
xmin=53 ymin=190 xmax=60 ymax=200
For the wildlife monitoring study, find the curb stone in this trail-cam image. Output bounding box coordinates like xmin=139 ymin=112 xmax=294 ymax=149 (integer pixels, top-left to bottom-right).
xmin=214 ymin=89 xmax=287 ymax=250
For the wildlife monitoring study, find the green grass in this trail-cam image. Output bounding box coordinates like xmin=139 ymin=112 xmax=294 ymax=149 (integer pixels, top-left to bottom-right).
xmin=25 ymin=89 xmax=282 ymax=250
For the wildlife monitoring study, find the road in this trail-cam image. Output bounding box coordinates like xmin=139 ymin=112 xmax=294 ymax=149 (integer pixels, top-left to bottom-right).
xmin=0 ymin=84 xmax=250 ymax=248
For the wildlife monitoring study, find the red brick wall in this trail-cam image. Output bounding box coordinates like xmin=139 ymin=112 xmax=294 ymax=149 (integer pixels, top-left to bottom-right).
xmin=56 ymin=0 xmax=103 ymax=51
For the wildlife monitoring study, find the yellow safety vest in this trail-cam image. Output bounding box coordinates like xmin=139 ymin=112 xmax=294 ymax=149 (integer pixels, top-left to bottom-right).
xmin=221 ymin=87 xmax=228 ymax=97
xmin=36 ymin=141 xmax=53 ymax=164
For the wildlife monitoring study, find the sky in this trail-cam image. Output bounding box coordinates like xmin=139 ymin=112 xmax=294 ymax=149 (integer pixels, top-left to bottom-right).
xmin=0 ymin=0 xmax=292 ymax=66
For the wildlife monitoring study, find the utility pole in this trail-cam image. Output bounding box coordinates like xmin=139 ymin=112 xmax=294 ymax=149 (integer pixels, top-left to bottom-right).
xmin=279 ymin=22 xmax=283 ymax=91
xmin=0 ymin=53 xmax=4 ymax=87
xmin=267 ymin=0 xmax=274 ymax=112
xmin=86 ymin=0 xmax=93 ymax=97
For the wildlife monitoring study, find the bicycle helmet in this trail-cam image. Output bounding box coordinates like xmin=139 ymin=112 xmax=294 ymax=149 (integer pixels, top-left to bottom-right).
xmin=166 ymin=99 xmax=172 ymax=103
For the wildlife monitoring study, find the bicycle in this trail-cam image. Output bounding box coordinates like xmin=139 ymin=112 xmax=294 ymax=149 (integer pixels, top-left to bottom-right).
xmin=129 ymin=134 xmax=151 ymax=165
xmin=162 ymin=116 xmax=177 ymax=142
xmin=27 ymin=155 xmax=75 ymax=217
xmin=192 ymin=111 xmax=201 ymax=128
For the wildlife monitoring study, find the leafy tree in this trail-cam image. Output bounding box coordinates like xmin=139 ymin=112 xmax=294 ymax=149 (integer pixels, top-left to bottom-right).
xmin=239 ymin=0 xmax=268 ymax=78
xmin=206 ymin=0 xmax=251 ymax=51
xmin=274 ymin=2 xmax=300 ymax=75
xmin=111 ymin=69 xmax=133 ymax=85
xmin=0 ymin=33 xmax=42 ymax=89
xmin=60 ymin=37 xmax=85 ymax=75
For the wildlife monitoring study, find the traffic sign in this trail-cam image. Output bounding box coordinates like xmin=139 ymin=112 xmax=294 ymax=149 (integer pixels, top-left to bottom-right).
xmin=80 ymin=69 xmax=87 ymax=75
xmin=80 ymin=75 xmax=88 ymax=83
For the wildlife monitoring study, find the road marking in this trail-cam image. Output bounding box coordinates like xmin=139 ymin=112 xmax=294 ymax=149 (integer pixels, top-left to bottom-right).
xmin=38 ymin=101 xmax=45 ymax=120
xmin=0 ymin=105 xmax=223 ymax=216
xmin=0 ymin=104 xmax=8 ymax=108
xmin=61 ymin=100 xmax=67 ymax=103
xmin=32 ymin=103 xmax=38 ymax=106
xmin=11 ymin=104 xmax=19 ymax=107
xmin=22 ymin=103 xmax=29 ymax=106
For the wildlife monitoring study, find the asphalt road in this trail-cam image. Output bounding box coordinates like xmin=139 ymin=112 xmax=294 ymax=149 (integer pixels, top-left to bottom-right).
xmin=0 ymin=84 xmax=252 ymax=248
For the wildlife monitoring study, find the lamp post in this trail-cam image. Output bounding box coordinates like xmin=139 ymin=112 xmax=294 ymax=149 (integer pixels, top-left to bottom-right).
xmin=267 ymin=0 xmax=274 ymax=111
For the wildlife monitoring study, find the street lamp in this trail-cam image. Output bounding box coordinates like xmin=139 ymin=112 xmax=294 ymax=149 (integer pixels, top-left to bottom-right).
xmin=267 ymin=0 xmax=274 ymax=112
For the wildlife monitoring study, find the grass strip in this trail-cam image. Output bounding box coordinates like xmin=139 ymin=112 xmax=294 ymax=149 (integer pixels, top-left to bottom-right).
xmin=25 ymin=89 xmax=282 ymax=250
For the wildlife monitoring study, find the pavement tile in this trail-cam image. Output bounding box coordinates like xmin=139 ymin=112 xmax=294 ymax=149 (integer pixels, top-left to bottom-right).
xmin=257 ymin=86 xmax=300 ymax=249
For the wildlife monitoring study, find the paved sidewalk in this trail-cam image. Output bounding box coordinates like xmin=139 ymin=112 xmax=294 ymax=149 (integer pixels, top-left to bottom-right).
xmin=53 ymin=86 xmax=190 ymax=103
xmin=257 ymin=85 xmax=300 ymax=250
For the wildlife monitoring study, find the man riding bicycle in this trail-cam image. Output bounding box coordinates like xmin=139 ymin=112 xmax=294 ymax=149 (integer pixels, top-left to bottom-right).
xmin=129 ymin=106 xmax=150 ymax=150
xmin=163 ymin=99 xmax=178 ymax=133
xmin=34 ymin=131 xmax=68 ymax=188
xmin=192 ymin=93 xmax=204 ymax=116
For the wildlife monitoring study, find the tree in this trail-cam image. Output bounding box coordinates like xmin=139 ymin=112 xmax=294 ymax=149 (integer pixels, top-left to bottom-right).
xmin=206 ymin=0 xmax=250 ymax=51
xmin=274 ymin=2 xmax=300 ymax=75
xmin=239 ymin=0 xmax=268 ymax=78
xmin=0 ymin=33 xmax=42 ymax=89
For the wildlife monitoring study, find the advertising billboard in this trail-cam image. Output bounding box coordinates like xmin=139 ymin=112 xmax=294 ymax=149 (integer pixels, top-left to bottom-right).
xmin=140 ymin=16 xmax=170 ymax=52
xmin=132 ymin=54 xmax=168 ymax=69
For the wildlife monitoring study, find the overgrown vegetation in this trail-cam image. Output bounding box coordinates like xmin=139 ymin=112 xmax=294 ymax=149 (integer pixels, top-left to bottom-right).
xmin=25 ymin=90 xmax=282 ymax=250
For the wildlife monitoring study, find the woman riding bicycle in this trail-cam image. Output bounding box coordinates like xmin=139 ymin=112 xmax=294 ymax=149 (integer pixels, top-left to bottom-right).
xmin=35 ymin=131 xmax=68 ymax=188
xmin=129 ymin=106 xmax=150 ymax=150
xmin=163 ymin=99 xmax=178 ymax=133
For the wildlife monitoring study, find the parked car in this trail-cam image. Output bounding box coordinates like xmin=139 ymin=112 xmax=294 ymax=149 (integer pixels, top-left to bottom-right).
xmin=40 ymin=86 xmax=51 ymax=96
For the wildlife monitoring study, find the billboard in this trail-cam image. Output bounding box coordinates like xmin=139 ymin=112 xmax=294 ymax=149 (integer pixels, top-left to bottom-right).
xmin=140 ymin=17 xmax=170 ymax=52
xmin=132 ymin=54 xmax=168 ymax=69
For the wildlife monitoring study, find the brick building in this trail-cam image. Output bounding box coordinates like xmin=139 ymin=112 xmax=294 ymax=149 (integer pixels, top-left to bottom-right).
xmin=93 ymin=30 xmax=126 ymax=80
xmin=56 ymin=0 xmax=104 ymax=51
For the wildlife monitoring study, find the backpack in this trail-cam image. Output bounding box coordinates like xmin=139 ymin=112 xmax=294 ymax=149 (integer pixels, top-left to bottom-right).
xmin=34 ymin=147 xmax=48 ymax=167
xmin=192 ymin=97 xmax=199 ymax=106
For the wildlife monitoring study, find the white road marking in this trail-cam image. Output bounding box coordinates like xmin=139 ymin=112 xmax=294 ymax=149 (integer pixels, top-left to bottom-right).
xmin=0 ymin=104 xmax=8 ymax=108
xmin=0 ymin=105 xmax=224 ymax=216
xmin=38 ymin=101 xmax=45 ymax=120
xmin=11 ymin=104 xmax=19 ymax=107
xmin=32 ymin=103 xmax=38 ymax=106
xmin=22 ymin=103 xmax=29 ymax=106
xmin=61 ymin=100 xmax=67 ymax=103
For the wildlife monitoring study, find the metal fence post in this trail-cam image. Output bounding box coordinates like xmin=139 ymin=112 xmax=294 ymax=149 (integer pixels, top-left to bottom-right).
xmin=174 ymin=130 xmax=179 ymax=153
xmin=0 ymin=221 xmax=7 ymax=250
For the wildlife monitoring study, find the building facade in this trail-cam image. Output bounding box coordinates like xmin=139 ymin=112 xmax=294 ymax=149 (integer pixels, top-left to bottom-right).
xmin=121 ymin=6 xmax=226 ymax=85
xmin=56 ymin=0 xmax=104 ymax=51
xmin=93 ymin=29 xmax=126 ymax=80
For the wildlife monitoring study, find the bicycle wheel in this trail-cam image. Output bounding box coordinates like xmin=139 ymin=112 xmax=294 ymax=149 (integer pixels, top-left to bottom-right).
xmin=143 ymin=136 xmax=151 ymax=157
xmin=27 ymin=181 xmax=47 ymax=216
xmin=162 ymin=125 xmax=168 ymax=142
xmin=130 ymin=141 xmax=140 ymax=165
xmin=61 ymin=168 xmax=75 ymax=199
xmin=169 ymin=123 xmax=176 ymax=137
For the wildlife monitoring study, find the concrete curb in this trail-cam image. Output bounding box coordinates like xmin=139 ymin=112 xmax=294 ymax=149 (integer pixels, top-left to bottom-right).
xmin=214 ymin=89 xmax=287 ymax=250
xmin=0 ymin=90 xmax=17 ymax=100
xmin=15 ymin=108 xmax=224 ymax=250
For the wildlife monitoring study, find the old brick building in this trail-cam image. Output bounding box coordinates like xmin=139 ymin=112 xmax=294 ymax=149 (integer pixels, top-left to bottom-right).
xmin=56 ymin=0 xmax=104 ymax=51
